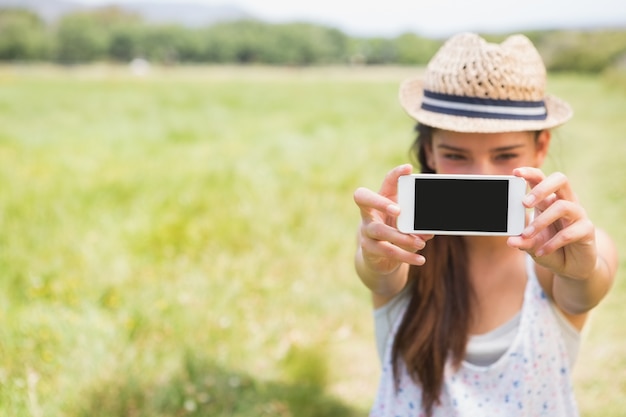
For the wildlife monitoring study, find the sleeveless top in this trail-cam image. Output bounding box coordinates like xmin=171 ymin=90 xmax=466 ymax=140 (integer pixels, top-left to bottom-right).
xmin=370 ymin=257 xmax=580 ymax=417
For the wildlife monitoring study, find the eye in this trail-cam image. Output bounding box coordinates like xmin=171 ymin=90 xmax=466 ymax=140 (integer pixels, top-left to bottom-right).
xmin=443 ymin=153 xmax=466 ymax=161
xmin=495 ymin=153 xmax=518 ymax=161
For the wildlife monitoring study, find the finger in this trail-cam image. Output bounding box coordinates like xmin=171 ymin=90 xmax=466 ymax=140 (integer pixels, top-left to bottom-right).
xmin=507 ymin=233 xmax=541 ymax=252
xmin=515 ymin=169 xmax=577 ymax=208
xmin=513 ymin=167 xmax=548 ymax=208
xmin=365 ymin=221 xmax=428 ymax=252
xmin=378 ymin=164 xmax=413 ymax=199
xmin=538 ymin=172 xmax=577 ymax=202
xmin=522 ymin=199 xmax=585 ymax=239
xmin=534 ymin=218 xmax=595 ymax=257
xmin=361 ymin=237 xmax=426 ymax=266
xmin=532 ymin=193 xmax=559 ymax=214
xmin=513 ymin=166 xmax=545 ymax=190
xmin=416 ymin=233 xmax=435 ymax=243
xmin=354 ymin=187 xmax=400 ymax=220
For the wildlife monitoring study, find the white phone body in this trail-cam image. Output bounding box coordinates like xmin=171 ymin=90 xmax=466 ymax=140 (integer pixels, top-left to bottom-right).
xmin=397 ymin=174 xmax=527 ymax=236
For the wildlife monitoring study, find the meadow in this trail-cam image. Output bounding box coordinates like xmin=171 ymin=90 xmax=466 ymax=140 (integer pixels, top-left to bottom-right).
xmin=0 ymin=64 xmax=624 ymax=416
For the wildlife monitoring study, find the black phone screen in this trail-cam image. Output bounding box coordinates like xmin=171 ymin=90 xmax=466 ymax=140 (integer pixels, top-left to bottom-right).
xmin=413 ymin=178 xmax=509 ymax=232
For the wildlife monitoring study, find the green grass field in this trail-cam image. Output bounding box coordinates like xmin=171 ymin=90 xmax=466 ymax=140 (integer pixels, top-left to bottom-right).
xmin=0 ymin=64 xmax=624 ymax=416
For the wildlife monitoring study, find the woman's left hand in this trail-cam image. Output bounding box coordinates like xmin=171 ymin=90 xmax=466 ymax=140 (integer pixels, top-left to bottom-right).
xmin=507 ymin=167 xmax=598 ymax=281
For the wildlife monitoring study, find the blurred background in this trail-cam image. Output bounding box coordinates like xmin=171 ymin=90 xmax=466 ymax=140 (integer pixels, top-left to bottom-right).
xmin=1 ymin=0 xmax=626 ymax=68
xmin=0 ymin=1 xmax=625 ymax=416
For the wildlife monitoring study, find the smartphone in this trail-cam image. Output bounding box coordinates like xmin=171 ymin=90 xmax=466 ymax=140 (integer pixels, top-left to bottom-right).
xmin=397 ymin=174 xmax=527 ymax=236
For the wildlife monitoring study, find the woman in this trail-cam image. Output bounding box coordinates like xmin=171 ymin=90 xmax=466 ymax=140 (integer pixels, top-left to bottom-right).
xmin=353 ymin=33 xmax=618 ymax=416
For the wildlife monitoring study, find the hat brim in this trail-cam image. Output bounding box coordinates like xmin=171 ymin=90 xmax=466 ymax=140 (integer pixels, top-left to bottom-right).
xmin=399 ymin=77 xmax=573 ymax=133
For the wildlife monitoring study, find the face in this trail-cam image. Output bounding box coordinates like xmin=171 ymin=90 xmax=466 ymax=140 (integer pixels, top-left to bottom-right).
xmin=424 ymin=129 xmax=551 ymax=175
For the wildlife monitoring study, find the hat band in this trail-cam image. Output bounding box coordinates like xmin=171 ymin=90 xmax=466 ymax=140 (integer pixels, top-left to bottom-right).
xmin=421 ymin=90 xmax=547 ymax=120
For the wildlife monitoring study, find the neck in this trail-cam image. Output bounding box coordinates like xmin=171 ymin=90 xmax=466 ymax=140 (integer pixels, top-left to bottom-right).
xmin=463 ymin=236 xmax=528 ymax=334
xmin=463 ymin=235 xmax=512 ymax=256
xmin=463 ymin=235 xmax=525 ymax=284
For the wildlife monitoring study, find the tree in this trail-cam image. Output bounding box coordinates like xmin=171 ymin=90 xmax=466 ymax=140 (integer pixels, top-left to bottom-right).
xmin=540 ymin=30 xmax=626 ymax=73
xmin=139 ymin=24 xmax=206 ymax=64
xmin=351 ymin=37 xmax=397 ymax=64
xmin=0 ymin=9 xmax=49 ymax=60
xmin=54 ymin=7 xmax=140 ymax=64
xmin=55 ymin=14 xmax=108 ymax=63
xmin=394 ymin=33 xmax=441 ymax=65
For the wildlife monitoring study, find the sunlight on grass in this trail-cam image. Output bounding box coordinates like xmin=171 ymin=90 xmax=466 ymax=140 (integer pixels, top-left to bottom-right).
xmin=0 ymin=65 xmax=623 ymax=416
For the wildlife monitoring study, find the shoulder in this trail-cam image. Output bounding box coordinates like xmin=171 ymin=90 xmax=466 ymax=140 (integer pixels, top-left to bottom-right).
xmin=373 ymin=285 xmax=412 ymax=363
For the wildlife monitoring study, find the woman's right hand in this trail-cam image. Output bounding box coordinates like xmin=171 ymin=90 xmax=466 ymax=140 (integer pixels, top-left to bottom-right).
xmin=353 ymin=164 xmax=433 ymax=279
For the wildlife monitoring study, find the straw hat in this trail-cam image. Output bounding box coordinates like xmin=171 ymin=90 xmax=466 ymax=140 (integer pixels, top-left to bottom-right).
xmin=399 ymin=33 xmax=572 ymax=133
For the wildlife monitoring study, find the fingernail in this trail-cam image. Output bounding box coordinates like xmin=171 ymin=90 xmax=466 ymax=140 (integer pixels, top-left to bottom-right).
xmin=523 ymin=194 xmax=535 ymax=206
xmin=523 ymin=225 xmax=535 ymax=237
xmin=535 ymin=248 xmax=544 ymax=257
xmin=387 ymin=204 xmax=401 ymax=215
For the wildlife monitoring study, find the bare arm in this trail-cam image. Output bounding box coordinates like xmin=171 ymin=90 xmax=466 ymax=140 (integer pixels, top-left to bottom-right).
xmin=551 ymin=228 xmax=618 ymax=315
xmin=508 ymin=168 xmax=618 ymax=320
xmin=353 ymin=164 xmax=433 ymax=307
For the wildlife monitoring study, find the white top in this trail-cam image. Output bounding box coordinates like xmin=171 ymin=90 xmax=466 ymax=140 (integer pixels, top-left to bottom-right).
xmin=374 ymin=259 xmax=580 ymax=368
xmin=370 ymin=256 xmax=581 ymax=416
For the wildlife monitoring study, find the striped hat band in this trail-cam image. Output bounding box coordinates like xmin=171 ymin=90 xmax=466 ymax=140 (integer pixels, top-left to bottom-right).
xmin=421 ymin=90 xmax=548 ymax=121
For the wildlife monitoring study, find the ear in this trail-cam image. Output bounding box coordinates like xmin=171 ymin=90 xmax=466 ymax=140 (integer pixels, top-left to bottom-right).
xmin=534 ymin=130 xmax=551 ymax=167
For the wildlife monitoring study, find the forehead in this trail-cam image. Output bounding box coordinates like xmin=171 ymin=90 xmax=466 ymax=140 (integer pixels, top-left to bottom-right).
xmin=431 ymin=129 xmax=535 ymax=149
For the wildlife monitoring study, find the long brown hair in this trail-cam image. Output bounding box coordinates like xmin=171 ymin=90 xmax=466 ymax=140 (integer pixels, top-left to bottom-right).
xmin=391 ymin=124 xmax=474 ymax=415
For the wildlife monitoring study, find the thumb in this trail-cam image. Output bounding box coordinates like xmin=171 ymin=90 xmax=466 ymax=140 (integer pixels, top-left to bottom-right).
xmin=379 ymin=164 xmax=413 ymax=199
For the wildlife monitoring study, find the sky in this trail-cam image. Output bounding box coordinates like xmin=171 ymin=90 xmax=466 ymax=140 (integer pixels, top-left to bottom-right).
xmin=76 ymin=0 xmax=626 ymax=37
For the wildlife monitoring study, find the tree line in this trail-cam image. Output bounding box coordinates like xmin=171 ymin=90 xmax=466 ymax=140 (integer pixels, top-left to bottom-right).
xmin=1 ymin=7 xmax=625 ymax=72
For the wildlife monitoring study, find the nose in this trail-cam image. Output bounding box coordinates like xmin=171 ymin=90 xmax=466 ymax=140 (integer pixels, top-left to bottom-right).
xmin=467 ymin=159 xmax=498 ymax=176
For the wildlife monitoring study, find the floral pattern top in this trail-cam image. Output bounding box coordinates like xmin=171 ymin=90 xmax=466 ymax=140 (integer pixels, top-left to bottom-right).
xmin=370 ymin=257 xmax=579 ymax=417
